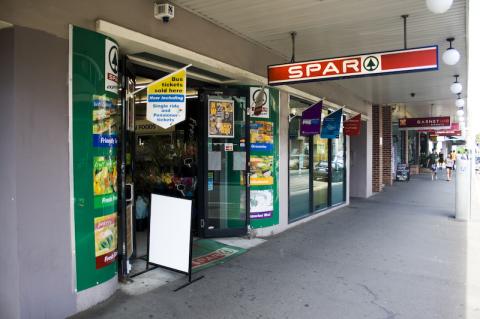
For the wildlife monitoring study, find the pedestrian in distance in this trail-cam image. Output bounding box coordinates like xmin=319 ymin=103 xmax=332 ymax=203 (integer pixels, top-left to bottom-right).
xmin=446 ymin=154 xmax=454 ymax=181
xmin=428 ymin=155 xmax=438 ymax=180
xmin=438 ymin=152 xmax=444 ymax=170
xmin=451 ymin=150 xmax=457 ymax=170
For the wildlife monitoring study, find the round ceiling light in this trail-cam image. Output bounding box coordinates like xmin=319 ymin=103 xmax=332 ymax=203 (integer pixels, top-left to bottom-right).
xmin=450 ymin=82 xmax=462 ymax=94
xmin=450 ymin=75 xmax=462 ymax=94
xmin=459 ymin=116 xmax=465 ymax=123
xmin=426 ymin=0 xmax=454 ymax=14
xmin=455 ymin=98 xmax=465 ymax=108
xmin=457 ymin=109 xmax=464 ymax=116
xmin=443 ymin=38 xmax=460 ymax=66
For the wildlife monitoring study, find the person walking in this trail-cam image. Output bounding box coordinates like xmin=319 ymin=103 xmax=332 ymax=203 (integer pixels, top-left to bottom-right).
xmin=429 ymin=156 xmax=438 ymax=180
xmin=451 ymin=150 xmax=457 ymax=170
xmin=445 ymin=154 xmax=454 ymax=181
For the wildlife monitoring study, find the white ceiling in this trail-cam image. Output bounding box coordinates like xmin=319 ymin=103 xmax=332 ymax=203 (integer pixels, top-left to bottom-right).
xmin=172 ymin=0 xmax=467 ymax=118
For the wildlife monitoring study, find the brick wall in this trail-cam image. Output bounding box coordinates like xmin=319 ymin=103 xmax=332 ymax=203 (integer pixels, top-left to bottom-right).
xmin=382 ymin=105 xmax=393 ymax=186
xmin=372 ymin=105 xmax=383 ymax=192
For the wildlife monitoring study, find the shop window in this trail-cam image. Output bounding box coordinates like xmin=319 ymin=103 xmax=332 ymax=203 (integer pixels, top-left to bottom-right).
xmin=288 ymin=97 xmax=347 ymax=223
xmin=312 ymin=115 xmax=329 ymax=210
xmin=288 ymin=103 xmax=311 ymax=221
xmin=331 ymin=132 xmax=346 ymax=205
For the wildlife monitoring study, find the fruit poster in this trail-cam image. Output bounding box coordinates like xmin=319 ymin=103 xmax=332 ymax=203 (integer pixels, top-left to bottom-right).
xmin=208 ymin=99 xmax=234 ymax=138
xmin=94 ymin=213 xmax=118 ymax=269
xmin=93 ymin=156 xmax=118 ymax=209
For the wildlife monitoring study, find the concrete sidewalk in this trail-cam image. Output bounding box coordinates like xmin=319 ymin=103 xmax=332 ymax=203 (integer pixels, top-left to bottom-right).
xmin=72 ymin=174 xmax=480 ymax=319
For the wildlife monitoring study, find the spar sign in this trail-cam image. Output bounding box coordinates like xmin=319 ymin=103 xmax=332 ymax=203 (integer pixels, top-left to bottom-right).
xmin=268 ymin=46 xmax=438 ymax=85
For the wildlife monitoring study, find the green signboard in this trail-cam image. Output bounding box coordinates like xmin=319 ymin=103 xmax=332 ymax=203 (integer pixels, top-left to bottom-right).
xmin=70 ymin=25 xmax=119 ymax=291
xmin=249 ymin=88 xmax=280 ymax=228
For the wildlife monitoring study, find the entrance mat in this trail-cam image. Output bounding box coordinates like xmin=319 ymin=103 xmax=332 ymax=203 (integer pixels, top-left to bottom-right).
xmin=192 ymin=239 xmax=247 ymax=272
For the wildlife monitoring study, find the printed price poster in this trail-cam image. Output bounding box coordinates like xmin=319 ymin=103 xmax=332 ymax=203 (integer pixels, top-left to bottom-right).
xmin=250 ymin=189 xmax=274 ymax=219
xmin=94 ymin=213 xmax=118 ymax=269
xmin=93 ymin=156 xmax=118 ymax=209
xmin=250 ymin=156 xmax=274 ymax=186
xmin=250 ymin=87 xmax=269 ymax=118
xmin=146 ymin=68 xmax=187 ymax=129
xmin=208 ymin=99 xmax=234 ymax=138
xmin=92 ymin=95 xmax=118 ymax=147
xmin=250 ymin=121 xmax=274 ymax=151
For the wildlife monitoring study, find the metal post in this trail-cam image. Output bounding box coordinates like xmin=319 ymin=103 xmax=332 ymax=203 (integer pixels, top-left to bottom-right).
xmin=402 ymin=15 xmax=409 ymax=50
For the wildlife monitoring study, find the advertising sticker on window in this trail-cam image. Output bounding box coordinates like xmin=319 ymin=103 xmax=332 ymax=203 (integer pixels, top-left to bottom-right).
xmin=208 ymin=99 xmax=234 ymax=138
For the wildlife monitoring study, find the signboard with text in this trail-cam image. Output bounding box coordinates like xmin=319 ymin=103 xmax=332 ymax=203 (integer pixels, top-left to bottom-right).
xmin=343 ymin=114 xmax=362 ymax=136
xmin=300 ymin=101 xmax=322 ymax=136
xmin=399 ymin=116 xmax=450 ymax=130
xmin=320 ymin=109 xmax=343 ymax=139
xmin=268 ymin=46 xmax=438 ymax=85
xmin=146 ymin=68 xmax=187 ymax=129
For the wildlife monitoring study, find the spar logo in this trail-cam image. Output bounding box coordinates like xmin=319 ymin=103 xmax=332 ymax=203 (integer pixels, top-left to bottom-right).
xmin=363 ymin=56 xmax=379 ymax=72
xmin=105 ymin=38 xmax=119 ymax=93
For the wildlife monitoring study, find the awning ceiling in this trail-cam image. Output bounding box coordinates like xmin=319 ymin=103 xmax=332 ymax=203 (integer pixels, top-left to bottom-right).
xmin=172 ymin=0 xmax=467 ymax=119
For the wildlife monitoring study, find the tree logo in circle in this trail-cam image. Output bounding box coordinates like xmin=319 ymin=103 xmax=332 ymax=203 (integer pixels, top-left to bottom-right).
xmin=363 ymin=56 xmax=379 ymax=72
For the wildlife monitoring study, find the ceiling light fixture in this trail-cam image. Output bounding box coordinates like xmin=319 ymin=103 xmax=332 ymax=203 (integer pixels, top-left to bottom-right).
xmin=457 ymin=108 xmax=464 ymax=116
xmin=450 ymin=74 xmax=462 ymax=94
xmin=455 ymin=94 xmax=465 ymax=108
xmin=443 ymin=37 xmax=460 ymax=65
xmin=426 ymin=0 xmax=454 ymax=14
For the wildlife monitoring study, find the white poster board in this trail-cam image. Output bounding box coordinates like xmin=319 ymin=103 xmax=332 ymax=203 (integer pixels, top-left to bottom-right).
xmin=149 ymin=194 xmax=192 ymax=273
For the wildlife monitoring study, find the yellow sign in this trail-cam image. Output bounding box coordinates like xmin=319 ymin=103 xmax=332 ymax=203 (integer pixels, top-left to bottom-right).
xmin=146 ymin=68 xmax=187 ymax=129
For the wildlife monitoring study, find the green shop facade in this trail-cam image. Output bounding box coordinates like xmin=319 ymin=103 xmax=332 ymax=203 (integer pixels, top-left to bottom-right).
xmin=0 ymin=21 xmax=355 ymax=317
xmin=70 ymin=24 xmax=349 ymax=297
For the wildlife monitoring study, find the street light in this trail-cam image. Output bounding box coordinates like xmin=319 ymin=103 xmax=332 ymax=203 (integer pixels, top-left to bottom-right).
xmin=443 ymin=38 xmax=461 ymax=66
xmin=426 ymin=0 xmax=453 ymax=14
xmin=450 ymin=75 xmax=462 ymax=94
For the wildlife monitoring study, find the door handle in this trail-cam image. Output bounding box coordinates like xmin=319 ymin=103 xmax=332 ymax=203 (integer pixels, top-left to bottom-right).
xmin=126 ymin=183 xmax=134 ymax=203
xmin=246 ymin=172 xmax=251 ymax=187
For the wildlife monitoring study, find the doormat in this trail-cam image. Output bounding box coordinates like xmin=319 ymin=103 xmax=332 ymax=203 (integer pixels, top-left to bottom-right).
xmin=191 ymin=239 xmax=247 ymax=272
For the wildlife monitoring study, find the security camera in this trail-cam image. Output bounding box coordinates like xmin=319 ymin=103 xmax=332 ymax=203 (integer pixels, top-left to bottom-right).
xmin=154 ymin=3 xmax=174 ymax=23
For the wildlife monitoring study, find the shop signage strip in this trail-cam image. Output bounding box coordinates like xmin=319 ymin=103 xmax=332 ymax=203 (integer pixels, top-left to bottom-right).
xmin=267 ymin=46 xmax=438 ymax=85
xmin=399 ymin=116 xmax=450 ymax=130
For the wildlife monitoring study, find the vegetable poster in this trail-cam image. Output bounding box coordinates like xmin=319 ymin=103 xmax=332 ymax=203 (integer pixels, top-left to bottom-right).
xmin=94 ymin=213 xmax=118 ymax=269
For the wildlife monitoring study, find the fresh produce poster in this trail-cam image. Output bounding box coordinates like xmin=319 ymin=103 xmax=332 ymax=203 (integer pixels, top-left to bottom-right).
xmin=94 ymin=213 xmax=118 ymax=269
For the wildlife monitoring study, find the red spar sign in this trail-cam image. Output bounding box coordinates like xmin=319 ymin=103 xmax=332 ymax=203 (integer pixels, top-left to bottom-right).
xmin=268 ymin=46 xmax=438 ymax=85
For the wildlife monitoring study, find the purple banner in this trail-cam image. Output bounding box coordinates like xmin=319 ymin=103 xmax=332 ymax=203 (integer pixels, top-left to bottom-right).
xmin=300 ymin=101 xmax=322 ymax=136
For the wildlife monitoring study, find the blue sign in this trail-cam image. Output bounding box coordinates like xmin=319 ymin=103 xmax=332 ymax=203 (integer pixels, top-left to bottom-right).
xmin=320 ymin=109 xmax=343 ymax=139
xmin=93 ymin=134 xmax=118 ymax=147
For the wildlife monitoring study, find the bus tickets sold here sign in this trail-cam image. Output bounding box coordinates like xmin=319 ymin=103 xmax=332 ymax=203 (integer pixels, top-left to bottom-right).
xmin=267 ymin=46 xmax=438 ymax=85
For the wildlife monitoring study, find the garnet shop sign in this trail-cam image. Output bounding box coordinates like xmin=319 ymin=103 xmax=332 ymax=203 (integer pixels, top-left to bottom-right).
xmin=399 ymin=116 xmax=451 ymax=130
xmin=267 ymin=46 xmax=438 ymax=85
